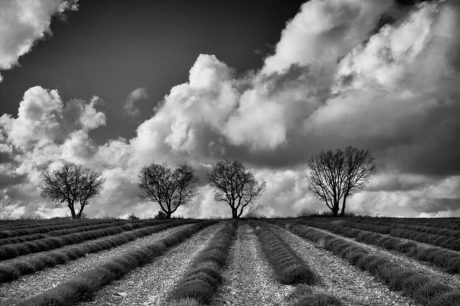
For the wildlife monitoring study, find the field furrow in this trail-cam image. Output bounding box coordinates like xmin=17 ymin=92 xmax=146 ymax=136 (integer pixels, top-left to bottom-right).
xmin=212 ymin=223 xmax=295 ymax=305
xmin=77 ymin=223 xmax=223 ymax=306
xmin=285 ymin=222 xmax=460 ymax=305
xmin=303 ymin=223 xmax=460 ymax=288
xmin=1 ymin=217 xmax=459 ymax=306
xmin=0 ymin=221 xmax=189 ymax=284
xmin=0 ymin=224 xmax=193 ymax=305
xmin=0 ymin=220 xmax=176 ymax=261
xmin=299 ymin=219 xmax=460 ymax=273
xmin=273 ymin=224 xmax=419 ymax=306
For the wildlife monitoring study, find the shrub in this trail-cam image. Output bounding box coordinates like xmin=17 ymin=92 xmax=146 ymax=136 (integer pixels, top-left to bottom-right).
xmin=128 ymin=213 xmax=140 ymax=221
xmin=0 ymin=219 xmax=120 ymax=239
xmin=0 ymin=219 xmax=176 ymax=260
xmin=0 ymin=220 xmax=193 ymax=284
xmin=254 ymin=223 xmax=317 ymax=285
xmin=286 ymin=285 xmax=342 ymax=306
xmin=168 ymin=221 xmax=237 ymax=305
xmin=296 ymin=218 xmax=460 ymax=275
xmin=286 ymin=222 xmax=460 ymax=306
xmin=18 ymin=221 xmax=215 ymax=306
xmin=154 ymin=211 xmax=169 ymax=220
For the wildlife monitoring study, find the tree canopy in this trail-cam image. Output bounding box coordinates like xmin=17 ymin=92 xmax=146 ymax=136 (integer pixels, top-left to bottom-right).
xmin=138 ymin=162 xmax=198 ymax=218
xmin=41 ymin=162 xmax=105 ymax=219
xmin=208 ymin=160 xmax=265 ymax=219
xmin=306 ymin=146 xmax=376 ymax=216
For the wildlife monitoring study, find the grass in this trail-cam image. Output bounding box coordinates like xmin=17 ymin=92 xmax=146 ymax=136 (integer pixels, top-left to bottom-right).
xmin=285 ymin=221 xmax=460 ymax=306
xmin=168 ymin=221 xmax=237 ymax=305
xmin=17 ymin=221 xmax=215 ymax=306
xmin=0 ymin=220 xmax=195 ymax=284
xmin=253 ymin=222 xmax=317 ymax=285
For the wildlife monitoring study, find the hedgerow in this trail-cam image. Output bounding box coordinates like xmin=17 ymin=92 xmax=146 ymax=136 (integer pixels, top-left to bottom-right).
xmin=0 ymin=220 xmax=196 ymax=284
xmin=254 ymin=222 xmax=317 ymax=285
xmin=0 ymin=219 xmax=175 ymax=260
xmin=17 ymin=221 xmax=215 ymax=306
xmin=296 ymin=219 xmax=460 ymax=274
xmin=285 ymin=222 xmax=460 ymax=306
xmin=167 ymin=221 xmax=237 ymax=305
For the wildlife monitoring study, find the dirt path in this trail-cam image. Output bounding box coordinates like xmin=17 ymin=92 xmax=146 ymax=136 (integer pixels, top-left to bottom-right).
xmin=304 ymin=224 xmax=460 ymax=289
xmin=0 ymin=224 xmax=194 ymax=305
xmin=76 ymin=223 xmax=222 ymax=306
xmin=274 ymin=224 xmax=420 ymax=306
xmin=212 ymin=223 xmax=294 ymax=306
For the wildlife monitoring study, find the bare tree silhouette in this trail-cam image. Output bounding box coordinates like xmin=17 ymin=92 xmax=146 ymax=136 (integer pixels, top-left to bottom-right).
xmin=41 ymin=163 xmax=105 ymax=219
xmin=138 ymin=162 xmax=198 ymax=218
xmin=307 ymin=146 xmax=376 ymax=217
xmin=208 ymin=160 xmax=265 ymax=219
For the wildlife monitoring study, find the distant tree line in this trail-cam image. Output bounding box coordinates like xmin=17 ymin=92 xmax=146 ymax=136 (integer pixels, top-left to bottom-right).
xmin=40 ymin=146 xmax=375 ymax=219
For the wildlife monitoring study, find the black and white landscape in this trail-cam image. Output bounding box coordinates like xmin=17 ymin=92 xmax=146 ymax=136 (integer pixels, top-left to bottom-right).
xmin=1 ymin=1 xmax=460 ymax=305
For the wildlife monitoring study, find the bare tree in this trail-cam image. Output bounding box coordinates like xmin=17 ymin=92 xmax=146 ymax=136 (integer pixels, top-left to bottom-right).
xmin=41 ymin=163 xmax=105 ymax=219
xmin=208 ymin=160 xmax=265 ymax=219
xmin=341 ymin=147 xmax=376 ymax=216
xmin=138 ymin=162 xmax=198 ymax=218
xmin=306 ymin=147 xmax=376 ymax=217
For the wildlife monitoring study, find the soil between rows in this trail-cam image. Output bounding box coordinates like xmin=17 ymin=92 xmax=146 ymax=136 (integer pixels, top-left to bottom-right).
xmin=0 ymin=224 xmax=194 ymax=305
xmin=274 ymin=224 xmax=420 ymax=306
xmin=304 ymin=224 xmax=460 ymax=289
xmin=77 ymin=223 xmax=223 ymax=306
xmin=212 ymin=223 xmax=294 ymax=305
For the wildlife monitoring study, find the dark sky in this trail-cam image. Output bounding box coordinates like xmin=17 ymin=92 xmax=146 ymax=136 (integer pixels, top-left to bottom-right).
xmin=0 ymin=0 xmax=305 ymax=142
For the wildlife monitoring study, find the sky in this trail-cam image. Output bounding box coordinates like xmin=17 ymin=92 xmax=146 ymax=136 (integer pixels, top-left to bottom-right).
xmin=0 ymin=0 xmax=459 ymax=219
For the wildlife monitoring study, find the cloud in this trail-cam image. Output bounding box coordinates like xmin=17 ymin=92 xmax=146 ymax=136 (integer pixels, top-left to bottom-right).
xmin=0 ymin=0 xmax=78 ymax=81
xmin=262 ymin=0 xmax=393 ymax=74
xmin=122 ymin=87 xmax=149 ymax=116
xmin=0 ymin=86 xmax=106 ymax=218
xmin=0 ymin=86 xmax=105 ymax=151
xmin=2 ymin=0 xmax=460 ymax=218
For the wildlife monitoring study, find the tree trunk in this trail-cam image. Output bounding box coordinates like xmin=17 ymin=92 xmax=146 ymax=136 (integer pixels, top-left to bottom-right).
xmin=69 ymin=204 xmax=76 ymax=219
xmin=77 ymin=204 xmax=85 ymax=219
xmin=231 ymin=207 xmax=239 ymax=219
xmin=166 ymin=210 xmax=172 ymax=218
xmin=332 ymin=208 xmax=339 ymax=217
xmin=340 ymin=196 xmax=347 ymax=217
xmin=332 ymin=200 xmax=339 ymax=217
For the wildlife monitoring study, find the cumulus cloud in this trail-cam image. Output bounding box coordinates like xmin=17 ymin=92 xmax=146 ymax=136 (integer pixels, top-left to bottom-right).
xmin=2 ymin=0 xmax=460 ymax=218
xmin=0 ymin=0 xmax=78 ymax=81
xmin=262 ymin=0 xmax=393 ymax=74
xmin=0 ymin=86 xmax=106 ymax=217
xmin=0 ymin=87 xmax=105 ymax=151
xmin=122 ymin=87 xmax=149 ymax=116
